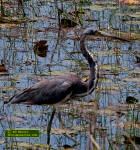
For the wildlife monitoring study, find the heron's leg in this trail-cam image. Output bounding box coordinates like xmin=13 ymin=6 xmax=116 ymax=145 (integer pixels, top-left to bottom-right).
xmin=47 ymin=107 xmax=56 ymax=145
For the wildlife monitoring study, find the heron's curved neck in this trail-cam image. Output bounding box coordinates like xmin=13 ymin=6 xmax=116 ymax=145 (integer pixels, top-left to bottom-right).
xmin=80 ymin=33 xmax=98 ymax=89
xmin=80 ymin=34 xmax=96 ymax=68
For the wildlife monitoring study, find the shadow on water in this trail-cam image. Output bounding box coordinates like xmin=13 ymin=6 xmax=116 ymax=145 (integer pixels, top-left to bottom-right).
xmin=0 ymin=0 xmax=139 ymax=149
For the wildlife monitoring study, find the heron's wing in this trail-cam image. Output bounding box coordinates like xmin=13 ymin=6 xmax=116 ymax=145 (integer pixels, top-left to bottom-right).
xmin=32 ymin=77 xmax=74 ymax=104
xmin=8 ymin=76 xmax=75 ymax=105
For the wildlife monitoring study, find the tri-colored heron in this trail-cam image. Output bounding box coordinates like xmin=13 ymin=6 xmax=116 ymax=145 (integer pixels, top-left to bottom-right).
xmin=6 ymin=27 xmax=129 ymax=146
xmin=7 ymin=27 xmax=127 ymax=105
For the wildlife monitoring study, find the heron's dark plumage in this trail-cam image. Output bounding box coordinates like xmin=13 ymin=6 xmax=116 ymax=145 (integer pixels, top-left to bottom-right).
xmin=8 ymin=73 xmax=97 ymax=105
xmin=8 ymin=27 xmax=101 ymax=105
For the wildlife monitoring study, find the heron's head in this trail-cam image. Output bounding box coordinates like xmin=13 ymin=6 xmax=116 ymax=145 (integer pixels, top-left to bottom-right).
xmin=82 ymin=26 xmax=130 ymax=42
xmin=83 ymin=27 xmax=99 ymax=35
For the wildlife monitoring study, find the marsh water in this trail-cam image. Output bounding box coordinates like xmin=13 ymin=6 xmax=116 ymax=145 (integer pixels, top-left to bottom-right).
xmin=0 ymin=0 xmax=140 ymax=149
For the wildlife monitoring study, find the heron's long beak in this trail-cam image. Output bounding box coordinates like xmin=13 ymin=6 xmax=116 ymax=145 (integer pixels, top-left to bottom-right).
xmin=95 ymin=30 xmax=130 ymax=42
